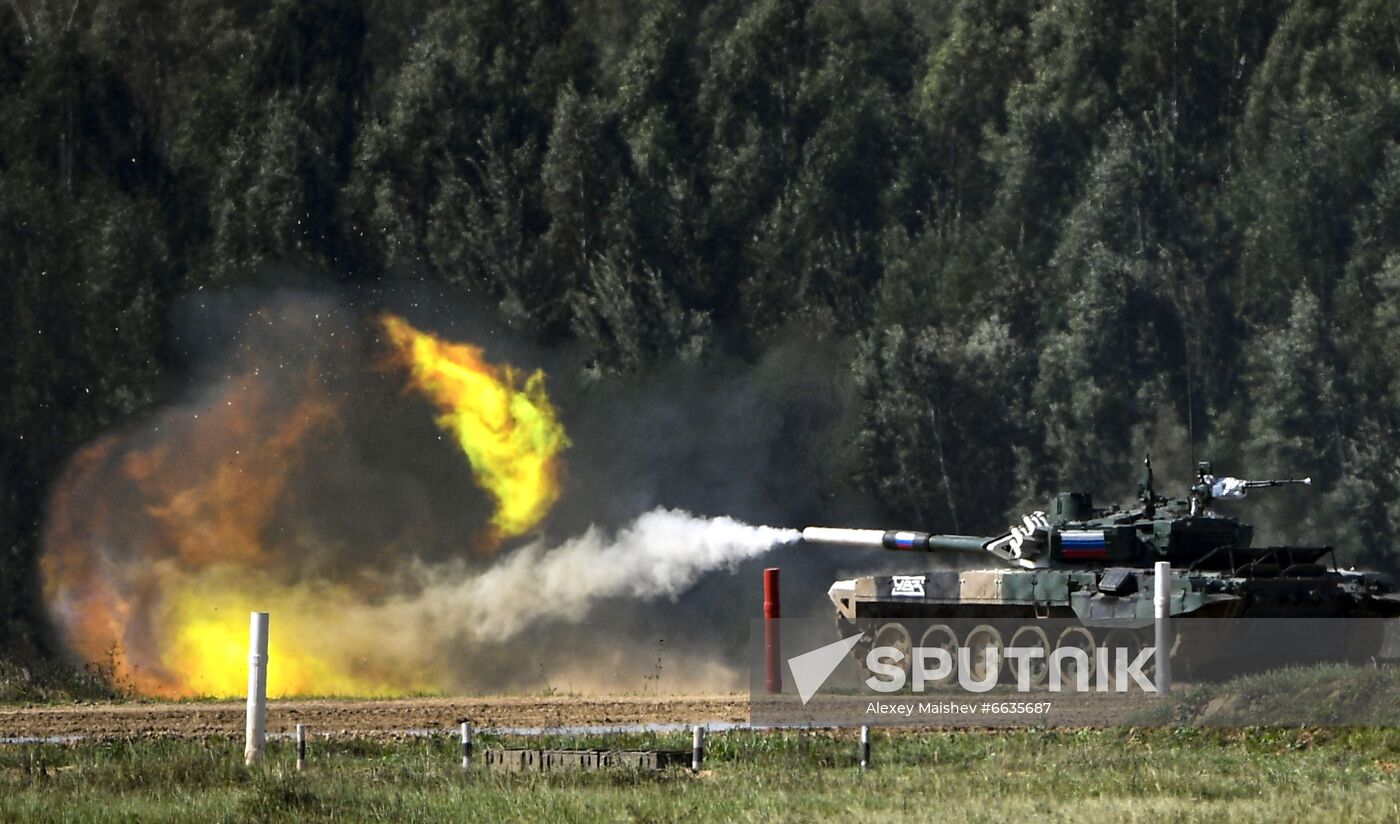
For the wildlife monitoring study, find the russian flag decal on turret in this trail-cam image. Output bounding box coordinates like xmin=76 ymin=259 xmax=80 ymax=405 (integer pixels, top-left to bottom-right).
xmin=1060 ymin=530 xmax=1109 ymax=559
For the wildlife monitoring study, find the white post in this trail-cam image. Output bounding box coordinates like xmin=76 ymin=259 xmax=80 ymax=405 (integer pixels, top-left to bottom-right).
xmin=859 ymin=725 xmax=871 ymax=772
xmin=460 ymin=722 xmax=473 ymax=770
xmin=244 ymin=612 xmax=269 ymax=766
xmin=691 ymin=725 xmax=705 ymax=773
xmin=296 ymin=724 xmax=306 ymax=771
xmin=1153 ymin=562 xmax=1172 ymax=695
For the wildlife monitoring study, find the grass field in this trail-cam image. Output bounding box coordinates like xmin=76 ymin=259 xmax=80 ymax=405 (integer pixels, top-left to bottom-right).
xmin=4 ymin=726 xmax=1400 ymax=822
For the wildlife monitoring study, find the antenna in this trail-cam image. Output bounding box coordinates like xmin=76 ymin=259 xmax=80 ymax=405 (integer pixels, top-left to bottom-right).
xmin=1182 ymin=275 xmax=1199 ymax=473
xmin=1186 ymin=351 xmax=1196 ymax=471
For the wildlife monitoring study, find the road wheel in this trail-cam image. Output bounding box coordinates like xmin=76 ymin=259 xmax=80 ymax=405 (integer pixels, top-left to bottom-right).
xmin=1102 ymin=628 xmax=1151 ymax=689
xmin=1054 ymin=626 xmax=1097 ymax=688
xmin=917 ymin=623 xmax=959 ymax=686
xmin=963 ymin=624 xmax=1004 ymax=684
xmin=1008 ymin=625 xmax=1051 ymax=687
xmin=867 ymin=620 xmax=914 ymax=683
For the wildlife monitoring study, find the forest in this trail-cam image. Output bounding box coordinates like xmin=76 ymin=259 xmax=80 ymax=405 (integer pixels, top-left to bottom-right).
xmin=3 ymin=0 xmax=1400 ymax=679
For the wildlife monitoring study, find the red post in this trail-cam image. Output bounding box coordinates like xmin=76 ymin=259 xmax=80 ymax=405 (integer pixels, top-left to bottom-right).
xmin=764 ymin=567 xmax=782 ymax=694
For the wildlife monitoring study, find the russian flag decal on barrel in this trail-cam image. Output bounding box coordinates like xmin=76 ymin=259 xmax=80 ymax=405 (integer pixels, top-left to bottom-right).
xmin=1060 ymin=529 xmax=1109 ymax=558
xmin=891 ymin=531 xmax=919 ymax=549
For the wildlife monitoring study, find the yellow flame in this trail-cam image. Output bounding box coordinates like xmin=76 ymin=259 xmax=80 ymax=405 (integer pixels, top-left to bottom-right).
xmin=381 ymin=314 xmax=569 ymax=541
xmin=157 ymin=570 xmax=432 ymax=698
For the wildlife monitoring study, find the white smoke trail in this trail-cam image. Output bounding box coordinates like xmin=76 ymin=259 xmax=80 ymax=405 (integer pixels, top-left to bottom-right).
xmin=406 ymin=508 xmax=799 ymax=641
xmin=61 ymin=504 xmax=800 ymax=695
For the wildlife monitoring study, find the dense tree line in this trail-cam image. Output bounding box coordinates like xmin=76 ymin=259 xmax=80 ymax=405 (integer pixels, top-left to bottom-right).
xmin=4 ymin=0 xmax=1400 ymax=677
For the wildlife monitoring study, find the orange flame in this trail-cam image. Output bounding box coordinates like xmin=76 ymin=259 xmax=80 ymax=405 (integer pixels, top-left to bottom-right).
xmin=39 ymin=367 xmax=403 ymax=697
xmin=380 ymin=314 xmax=569 ymax=543
xmin=39 ymin=307 xmax=565 ymax=698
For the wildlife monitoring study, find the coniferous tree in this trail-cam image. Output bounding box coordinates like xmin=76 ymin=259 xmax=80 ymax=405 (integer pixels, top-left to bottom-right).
xmin=1241 ymin=287 xmax=1345 ymax=540
xmin=207 ymin=0 xmax=369 ymax=283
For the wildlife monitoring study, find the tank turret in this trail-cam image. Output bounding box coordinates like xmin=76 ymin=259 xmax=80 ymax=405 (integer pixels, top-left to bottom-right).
xmin=803 ymin=456 xmax=1327 ymax=572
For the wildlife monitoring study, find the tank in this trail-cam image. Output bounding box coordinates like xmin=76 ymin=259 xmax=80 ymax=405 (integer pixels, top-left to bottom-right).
xmin=805 ymin=457 xmax=1400 ymax=681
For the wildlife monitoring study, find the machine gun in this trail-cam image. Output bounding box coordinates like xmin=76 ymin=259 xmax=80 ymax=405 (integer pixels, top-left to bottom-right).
xmin=1190 ymin=461 xmax=1311 ymax=514
xmin=1236 ymin=478 xmax=1314 ymax=490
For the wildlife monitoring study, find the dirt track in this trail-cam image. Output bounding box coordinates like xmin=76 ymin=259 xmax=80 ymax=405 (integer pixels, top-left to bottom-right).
xmin=0 ymin=695 xmax=749 ymax=741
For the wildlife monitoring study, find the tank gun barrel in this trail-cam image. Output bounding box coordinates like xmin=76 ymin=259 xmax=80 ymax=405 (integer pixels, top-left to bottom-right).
xmin=800 ymin=527 xmax=988 ymax=554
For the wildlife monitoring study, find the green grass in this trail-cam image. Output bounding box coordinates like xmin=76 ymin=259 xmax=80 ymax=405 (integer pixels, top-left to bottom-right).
xmin=0 ymin=658 xmax=114 ymax=705
xmin=1135 ymin=664 xmax=1400 ymax=726
xmin=4 ymin=727 xmax=1399 ymax=822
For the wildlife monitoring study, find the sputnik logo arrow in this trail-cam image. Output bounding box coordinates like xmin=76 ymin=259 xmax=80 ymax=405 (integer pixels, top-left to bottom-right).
xmin=787 ymin=632 xmax=865 ymax=704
